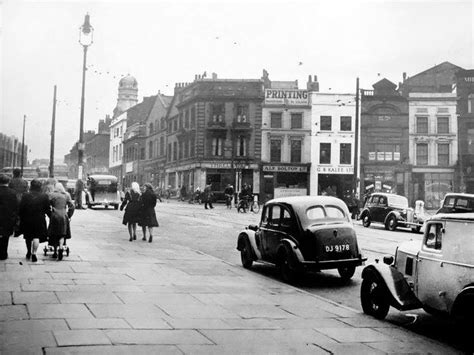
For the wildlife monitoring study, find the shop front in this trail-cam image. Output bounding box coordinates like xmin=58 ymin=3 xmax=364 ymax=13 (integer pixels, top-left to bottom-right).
xmin=261 ymin=163 xmax=310 ymax=202
xmin=412 ymin=170 xmax=454 ymax=210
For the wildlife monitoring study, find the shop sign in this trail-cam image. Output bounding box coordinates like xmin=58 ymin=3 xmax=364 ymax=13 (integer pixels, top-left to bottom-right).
xmin=265 ymin=89 xmax=309 ymax=105
xmin=274 ymin=188 xmax=307 ymax=198
xmin=375 ymin=181 xmax=382 ymax=190
xmin=316 ymin=166 xmax=353 ymax=174
xmin=263 ymin=165 xmax=308 ymax=173
xmin=383 ymin=184 xmax=392 ymax=190
xmin=209 ymin=162 xmax=232 ymax=169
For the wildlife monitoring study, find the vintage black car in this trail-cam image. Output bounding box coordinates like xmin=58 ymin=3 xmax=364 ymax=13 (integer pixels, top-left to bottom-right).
xmin=236 ymin=196 xmax=366 ymax=283
xmin=436 ymin=192 xmax=474 ymax=214
xmin=359 ymin=193 xmax=424 ymax=232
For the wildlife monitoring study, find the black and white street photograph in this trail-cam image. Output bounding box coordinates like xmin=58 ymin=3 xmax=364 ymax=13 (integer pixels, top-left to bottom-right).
xmin=0 ymin=0 xmax=473 ymax=353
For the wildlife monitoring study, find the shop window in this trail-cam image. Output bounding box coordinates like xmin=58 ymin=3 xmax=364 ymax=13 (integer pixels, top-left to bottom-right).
xmin=270 ymin=112 xmax=282 ymax=128
xmin=437 ymin=116 xmax=449 ymax=134
xmin=290 ymin=140 xmax=301 ymax=163
xmin=211 ymin=137 xmax=223 ymax=156
xmin=236 ymin=136 xmax=247 ymax=157
xmin=340 ymin=143 xmax=351 ymax=164
xmin=211 ymin=103 xmax=224 ymax=123
xmin=416 ymin=143 xmax=428 ymax=165
xmin=438 ymin=144 xmax=449 ymax=166
xmin=340 ymin=116 xmax=352 ymax=131
xmin=320 ymin=116 xmax=332 ymax=131
xmin=416 ymin=116 xmax=428 ymax=134
xmin=320 ymin=143 xmax=331 ymax=164
xmin=237 ymin=104 xmax=248 ymax=123
xmin=291 ymin=113 xmax=302 ymax=129
xmin=270 ymin=139 xmax=282 ymax=162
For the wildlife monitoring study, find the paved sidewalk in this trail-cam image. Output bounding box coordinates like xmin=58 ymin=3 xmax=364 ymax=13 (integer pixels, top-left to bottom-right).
xmin=0 ymin=209 xmax=460 ymax=354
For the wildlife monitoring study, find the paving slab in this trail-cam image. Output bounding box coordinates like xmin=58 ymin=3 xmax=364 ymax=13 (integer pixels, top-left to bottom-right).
xmin=0 ymin=330 xmax=57 ymax=349
xmin=177 ymin=343 xmax=328 ymax=355
xmin=67 ymin=318 xmax=131 ymax=329
xmin=56 ymin=291 xmax=122 ymax=304
xmin=0 ymin=291 xmax=12 ymax=305
xmin=54 ymin=329 xmax=111 ymax=346
xmin=314 ymin=327 xmax=394 ymax=343
xmin=0 ymin=304 xmax=29 ymax=321
xmin=0 ymin=319 xmax=68 ymax=333
xmin=105 ymin=329 xmax=213 ymax=345
xmin=13 ymin=291 xmax=59 ymax=304
xmin=45 ymin=345 xmax=182 ymax=354
xmin=27 ymin=304 xmax=94 ymax=319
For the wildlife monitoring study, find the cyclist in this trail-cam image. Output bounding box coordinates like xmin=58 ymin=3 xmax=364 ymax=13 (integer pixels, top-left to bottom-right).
xmin=242 ymin=184 xmax=254 ymax=212
xmin=224 ymin=184 xmax=234 ymax=209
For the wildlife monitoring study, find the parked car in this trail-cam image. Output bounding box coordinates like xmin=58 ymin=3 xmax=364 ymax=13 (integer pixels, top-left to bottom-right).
xmin=360 ymin=213 xmax=474 ymax=343
xmin=359 ymin=193 xmax=425 ymax=233
xmin=436 ymin=192 xmax=474 ymax=214
xmin=236 ymin=196 xmax=366 ymax=283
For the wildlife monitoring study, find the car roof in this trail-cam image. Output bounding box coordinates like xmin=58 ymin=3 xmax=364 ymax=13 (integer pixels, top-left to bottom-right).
xmin=267 ymin=195 xmax=348 ymax=209
xmin=370 ymin=193 xmax=405 ymax=199
xmin=443 ymin=193 xmax=474 ymax=199
xmin=430 ymin=212 xmax=474 ymax=221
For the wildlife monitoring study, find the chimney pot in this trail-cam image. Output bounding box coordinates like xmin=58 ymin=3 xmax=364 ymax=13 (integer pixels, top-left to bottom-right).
xmin=308 ymin=75 xmax=312 ymax=83
xmin=403 ymin=72 xmax=407 ymax=82
xmin=314 ymin=75 xmax=318 ymax=82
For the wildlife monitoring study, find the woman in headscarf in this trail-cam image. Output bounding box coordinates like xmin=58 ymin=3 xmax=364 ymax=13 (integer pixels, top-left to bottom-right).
xmin=120 ymin=181 xmax=141 ymax=241
xmin=138 ymin=183 xmax=159 ymax=243
xmin=19 ymin=179 xmax=51 ymax=262
xmin=48 ymin=182 xmax=74 ymax=260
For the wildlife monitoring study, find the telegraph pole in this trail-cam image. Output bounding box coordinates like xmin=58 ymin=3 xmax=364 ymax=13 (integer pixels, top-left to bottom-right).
xmin=354 ymin=77 xmax=360 ymax=199
xmin=49 ymin=85 xmax=57 ymax=177
xmin=20 ymin=115 xmax=26 ymax=176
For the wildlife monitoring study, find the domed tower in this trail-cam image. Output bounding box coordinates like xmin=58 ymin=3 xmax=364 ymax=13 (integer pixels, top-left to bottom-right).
xmin=113 ymin=74 xmax=138 ymax=117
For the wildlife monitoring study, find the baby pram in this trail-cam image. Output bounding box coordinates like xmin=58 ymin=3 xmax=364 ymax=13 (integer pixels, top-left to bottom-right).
xmin=43 ymin=241 xmax=70 ymax=258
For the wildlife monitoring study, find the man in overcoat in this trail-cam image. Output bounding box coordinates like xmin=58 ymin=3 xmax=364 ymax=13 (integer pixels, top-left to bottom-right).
xmin=0 ymin=174 xmax=19 ymax=260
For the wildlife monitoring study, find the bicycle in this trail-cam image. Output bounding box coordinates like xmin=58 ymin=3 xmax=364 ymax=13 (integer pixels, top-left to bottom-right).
xmin=237 ymin=196 xmax=260 ymax=214
xmin=225 ymin=194 xmax=233 ymax=209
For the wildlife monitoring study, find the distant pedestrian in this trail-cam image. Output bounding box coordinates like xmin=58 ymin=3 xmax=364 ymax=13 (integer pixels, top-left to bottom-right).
xmin=47 ymin=183 xmax=75 ymax=261
xmin=75 ymin=179 xmax=85 ymax=209
xmin=120 ymin=182 xmax=141 ymax=241
xmin=139 ymin=183 xmax=159 ymax=243
xmin=19 ymin=178 xmax=51 ymax=262
xmin=203 ymin=184 xmax=214 ymax=209
xmin=0 ymin=174 xmax=19 ymax=260
xmin=224 ymin=184 xmax=234 ymax=209
xmin=9 ymin=168 xmax=28 ymax=203
xmin=180 ymin=185 xmax=187 ymax=201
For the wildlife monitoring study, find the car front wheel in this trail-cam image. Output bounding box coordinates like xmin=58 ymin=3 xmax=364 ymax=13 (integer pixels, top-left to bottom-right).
xmin=240 ymin=239 xmax=253 ymax=269
xmin=362 ymin=215 xmax=371 ymax=228
xmin=338 ymin=266 xmax=356 ymax=280
xmin=361 ymin=274 xmax=390 ymax=320
xmin=387 ymin=216 xmax=398 ymax=231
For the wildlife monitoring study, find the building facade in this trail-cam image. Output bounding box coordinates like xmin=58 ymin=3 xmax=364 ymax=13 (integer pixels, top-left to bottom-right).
xmin=360 ymin=79 xmax=410 ymax=201
xmin=164 ymin=74 xmax=264 ymax=199
xmin=310 ymin=92 xmax=356 ymax=200
xmin=456 ymin=69 xmax=474 ymax=193
xmin=0 ymin=133 xmax=27 ymax=171
xmin=260 ymin=81 xmax=312 ymax=201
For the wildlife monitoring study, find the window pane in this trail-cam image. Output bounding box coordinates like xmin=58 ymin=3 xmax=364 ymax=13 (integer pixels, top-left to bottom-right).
xmin=270 ymin=112 xmax=282 ymax=128
xmin=416 ymin=143 xmax=428 ymax=165
xmin=270 ymin=139 xmax=281 ymax=162
xmin=438 ymin=144 xmax=449 ymax=166
xmin=291 ymin=113 xmax=302 ymax=129
xmin=320 ymin=116 xmax=332 ymax=131
xmin=320 ymin=143 xmax=331 ymax=164
xmin=340 ymin=116 xmax=351 ymax=131
xmin=290 ymin=140 xmax=301 ymax=163
xmin=340 ymin=143 xmax=351 ymax=164
xmin=437 ymin=116 xmax=449 ymax=134
xmin=417 ymin=116 xmax=428 ymax=133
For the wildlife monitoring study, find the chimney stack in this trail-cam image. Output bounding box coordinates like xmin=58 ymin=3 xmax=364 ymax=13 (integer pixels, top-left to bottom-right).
xmin=212 ymin=72 xmax=218 ymax=80
xmin=307 ymin=74 xmax=319 ymax=92
xmin=403 ymin=72 xmax=407 ymax=82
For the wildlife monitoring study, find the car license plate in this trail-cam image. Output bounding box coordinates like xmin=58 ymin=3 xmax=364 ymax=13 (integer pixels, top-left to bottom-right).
xmin=325 ymin=244 xmax=350 ymax=252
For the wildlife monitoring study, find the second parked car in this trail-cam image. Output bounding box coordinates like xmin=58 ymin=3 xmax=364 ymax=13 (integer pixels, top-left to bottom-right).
xmin=359 ymin=193 xmax=425 ymax=232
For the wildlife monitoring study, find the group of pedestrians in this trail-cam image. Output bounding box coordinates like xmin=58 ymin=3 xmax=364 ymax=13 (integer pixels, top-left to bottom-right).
xmin=0 ymin=169 xmax=75 ymax=262
xmin=120 ymin=182 xmax=159 ymax=242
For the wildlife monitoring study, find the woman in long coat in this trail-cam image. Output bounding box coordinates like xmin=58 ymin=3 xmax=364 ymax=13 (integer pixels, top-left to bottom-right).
xmin=19 ymin=179 xmax=51 ymax=262
xmin=138 ymin=183 xmax=159 ymax=243
xmin=120 ymin=182 xmax=141 ymax=241
xmin=48 ymin=183 xmax=75 ymax=261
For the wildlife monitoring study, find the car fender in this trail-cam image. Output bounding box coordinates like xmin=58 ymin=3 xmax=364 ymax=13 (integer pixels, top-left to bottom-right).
xmin=384 ymin=211 xmax=401 ymax=225
xmin=236 ymin=230 xmax=261 ymax=260
xmin=362 ymin=264 xmax=422 ymax=311
xmin=359 ymin=208 xmax=370 ymax=219
xmin=277 ymin=238 xmax=305 ymax=263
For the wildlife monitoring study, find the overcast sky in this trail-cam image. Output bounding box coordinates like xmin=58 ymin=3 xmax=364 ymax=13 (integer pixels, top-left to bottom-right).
xmin=1 ymin=0 xmax=473 ymax=162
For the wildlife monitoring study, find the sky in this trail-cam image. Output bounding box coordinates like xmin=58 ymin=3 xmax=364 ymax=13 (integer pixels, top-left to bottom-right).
xmin=1 ymin=0 xmax=473 ymax=162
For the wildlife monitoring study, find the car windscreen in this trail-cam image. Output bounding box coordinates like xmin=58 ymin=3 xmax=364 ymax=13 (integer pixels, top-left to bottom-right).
xmin=389 ymin=195 xmax=408 ymax=209
xmin=305 ymin=205 xmax=348 ymax=224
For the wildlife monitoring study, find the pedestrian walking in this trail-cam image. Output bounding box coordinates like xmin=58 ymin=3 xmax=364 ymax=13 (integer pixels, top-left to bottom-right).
xmin=203 ymin=184 xmax=214 ymax=209
xmin=224 ymin=184 xmax=234 ymax=209
xmin=0 ymin=174 xmax=19 ymax=260
xmin=180 ymin=185 xmax=187 ymax=202
xmin=139 ymin=183 xmax=159 ymax=243
xmin=9 ymin=168 xmax=28 ymax=203
xmin=19 ymin=178 xmax=51 ymax=262
xmin=120 ymin=182 xmax=141 ymax=241
xmin=47 ymin=183 xmax=75 ymax=261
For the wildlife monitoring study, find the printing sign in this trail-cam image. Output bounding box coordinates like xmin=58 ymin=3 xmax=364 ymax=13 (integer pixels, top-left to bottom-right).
xmin=265 ymin=89 xmax=309 ymax=105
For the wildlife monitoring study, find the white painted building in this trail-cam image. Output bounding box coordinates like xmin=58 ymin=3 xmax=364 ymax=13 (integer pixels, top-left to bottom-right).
xmin=261 ymin=85 xmax=312 ymax=200
xmin=310 ymin=92 xmax=357 ymax=199
xmin=408 ymin=92 xmax=458 ymax=209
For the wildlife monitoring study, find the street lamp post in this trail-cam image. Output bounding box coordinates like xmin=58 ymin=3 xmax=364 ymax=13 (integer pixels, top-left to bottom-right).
xmin=77 ymin=13 xmax=94 ymax=180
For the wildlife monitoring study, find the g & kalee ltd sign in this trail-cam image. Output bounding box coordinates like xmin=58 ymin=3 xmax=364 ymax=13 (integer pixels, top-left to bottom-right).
xmin=265 ymin=89 xmax=309 ymax=105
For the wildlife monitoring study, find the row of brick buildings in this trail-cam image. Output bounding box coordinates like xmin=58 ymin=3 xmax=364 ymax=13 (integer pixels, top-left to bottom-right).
xmin=0 ymin=133 xmax=28 ymax=173
xmin=65 ymin=62 xmax=474 ymax=207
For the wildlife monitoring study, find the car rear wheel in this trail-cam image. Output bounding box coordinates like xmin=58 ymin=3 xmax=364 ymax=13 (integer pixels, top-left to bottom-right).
xmin=361 ymin=274 xmax=390 ymax=320
xmin=387 ymin=216 xmax=397 ymax=231
xmin=240 ymin=239 xmax=253 ymax=269
xmin=338 ymin=266 xmax=355 ymax=280
xmin=279 ymin=249 xmax=299 ymax=284
xmin=362 ymin=215 xmax=371 ymax=228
